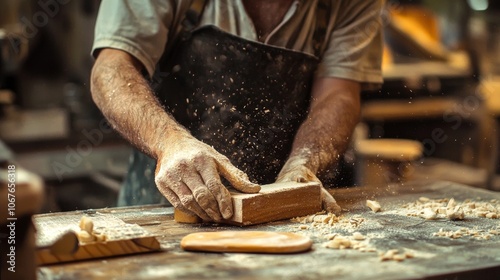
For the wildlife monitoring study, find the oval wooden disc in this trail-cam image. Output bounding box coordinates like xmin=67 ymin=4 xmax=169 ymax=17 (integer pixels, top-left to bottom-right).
xmin=180 ymin=231 xmax=312 ymax=253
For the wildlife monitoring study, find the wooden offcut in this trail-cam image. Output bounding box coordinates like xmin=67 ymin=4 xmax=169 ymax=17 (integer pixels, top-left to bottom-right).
xmin=174 ymin=208 xmax=202 ymax=224
xmin=174 ymin=181 xmax=322 ymax=226
xmin=35 ymin=213 xmax=160 ymax=265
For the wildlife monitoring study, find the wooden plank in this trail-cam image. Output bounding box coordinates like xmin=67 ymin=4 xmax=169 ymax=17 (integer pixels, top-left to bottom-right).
xmin=228 ymin=182 xmax=322 ymax=225
xmin=174 ymin=182 xmax=323 ymax=226
xmin=35 ymin=213 xmax=160 ymax=265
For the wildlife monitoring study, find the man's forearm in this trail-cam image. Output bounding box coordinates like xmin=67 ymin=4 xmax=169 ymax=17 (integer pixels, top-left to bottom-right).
xmin=90 ymin=49 xmax=189 ymax=159
xmin=91 ymin=49 xmax=260 ymax=220
xmin=289 ymin=77 xmax=361 ymax=175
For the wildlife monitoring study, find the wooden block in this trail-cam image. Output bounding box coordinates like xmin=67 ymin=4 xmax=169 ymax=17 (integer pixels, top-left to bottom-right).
xmin=174 ymin=208 xmax=202 ymax=224
xmin=180 ymin=231 xmax=312 ymax=253
xmin=226 ymin=181 xmax=322 ymax=226
xmin=172 ymin=182 xmax=322 ymax=226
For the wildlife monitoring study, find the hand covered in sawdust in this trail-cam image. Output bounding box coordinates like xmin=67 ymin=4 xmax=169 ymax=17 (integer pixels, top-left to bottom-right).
xmin=155 ymin=135 xmax=260 ymax=221
xmin=277 ymin=160 xmax=342 ymax=215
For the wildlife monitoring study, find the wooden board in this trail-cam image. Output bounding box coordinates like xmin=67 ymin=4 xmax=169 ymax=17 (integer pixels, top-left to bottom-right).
xmin=175 ymin=182 xmax=323 ymax=226
xmin=180 ymin=231 xmax=312 ymax=253
xmin=35 ymin=213 xmax=160 ymax=265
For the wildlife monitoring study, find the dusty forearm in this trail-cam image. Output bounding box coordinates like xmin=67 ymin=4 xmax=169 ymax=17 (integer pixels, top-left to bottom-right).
xmin=91 ymin=49 xmax=260 ymax=220
xmin=289 ymin=78 xmax=361 ymax=174
xmin=90 ymin=49 xmax=189 ymax=159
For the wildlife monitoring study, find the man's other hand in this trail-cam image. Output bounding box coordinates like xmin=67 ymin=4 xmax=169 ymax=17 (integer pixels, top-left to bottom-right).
xmin=277 ymin=159 xmax=342 ymax=215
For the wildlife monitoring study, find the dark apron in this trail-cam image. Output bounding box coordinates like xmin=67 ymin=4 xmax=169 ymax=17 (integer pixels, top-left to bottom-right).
xmin=119 ymin=13 xmax=327 ymax=206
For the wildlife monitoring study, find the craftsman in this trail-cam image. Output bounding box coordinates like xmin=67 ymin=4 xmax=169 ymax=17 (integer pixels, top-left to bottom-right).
xmin=90 ymin=0 xmax=383 ymax=222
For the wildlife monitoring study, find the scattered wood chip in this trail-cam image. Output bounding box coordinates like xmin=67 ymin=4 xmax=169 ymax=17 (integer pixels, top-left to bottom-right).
xmin=79 ymin=216 xmax=94 ymax=234
xmin=446 ymin=206 xmax=464 ymax=220
xmin=366 ymin=200 xmax=381 ymax=212
xmin=352 ymin=232 xmax=366 ymax=240
xmin=421 ymin=208 xmax=437 ymax=220
xmin=379 ymin=249 xmax=414 ymax=262
xmin=77 ymin=230 xmax=95 ymax=243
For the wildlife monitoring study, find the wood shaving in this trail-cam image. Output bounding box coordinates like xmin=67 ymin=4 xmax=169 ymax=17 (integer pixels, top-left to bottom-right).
xmin=433 ymin=226 xmax=500 ymax=240
xmin=77 ymin=216 xmax=108 ymax=244
xmin=366 ymin=200 xmax=382 ymax=212
xmin=421 ymin=208 xmax=437 ymax=220
xmin=292 ymin=211 xmax=339 ymax=227
xmin=79 ymin=216 xmax=94 ymax=234
xmin=352 ymin=232 xmax=366 ymax=240
xmin=322 ymin=233 xmax=376 ymax=253
xmin=379 ymin=249 xmax=414 ymax=262
xmin=77 ymin=230 xmax=95 ymax=243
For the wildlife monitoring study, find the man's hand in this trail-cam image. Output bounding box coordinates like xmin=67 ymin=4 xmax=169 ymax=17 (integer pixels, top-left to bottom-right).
xmin=277 ymin=157 xmax=342 ymax=215
xmin=155 ymin=134 xmax=260 ymax=221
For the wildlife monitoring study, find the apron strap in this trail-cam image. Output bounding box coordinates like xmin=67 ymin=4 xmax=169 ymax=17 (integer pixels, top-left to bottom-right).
xmin=182 ymin=0 xmax=207 ymax=31
xmin=157 ymin=0 xmax=207 ymax=74
xmin=313 ymin=0 xmax=332 ymax=58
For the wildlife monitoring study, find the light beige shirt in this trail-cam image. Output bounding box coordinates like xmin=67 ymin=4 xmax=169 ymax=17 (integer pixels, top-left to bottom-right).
xmin=93 ymin=0 xmax=383 ymax=90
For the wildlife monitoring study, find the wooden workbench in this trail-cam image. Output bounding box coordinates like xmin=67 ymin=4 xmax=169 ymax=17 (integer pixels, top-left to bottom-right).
xmin=36 ymin=181 xmax=500 ymax=280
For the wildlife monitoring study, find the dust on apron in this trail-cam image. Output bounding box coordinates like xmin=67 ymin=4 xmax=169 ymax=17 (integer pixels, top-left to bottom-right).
xmin=119 ymin=2 xmax=330 ymax=206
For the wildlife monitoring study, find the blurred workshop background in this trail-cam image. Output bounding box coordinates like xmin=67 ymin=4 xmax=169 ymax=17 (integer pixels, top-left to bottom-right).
xmin=1 ymin=0 xmax=500 ymax=213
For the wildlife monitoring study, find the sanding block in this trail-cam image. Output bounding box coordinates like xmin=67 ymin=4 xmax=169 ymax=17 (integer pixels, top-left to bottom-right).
xmin=175 ymin=181 xmax=322 ymax=226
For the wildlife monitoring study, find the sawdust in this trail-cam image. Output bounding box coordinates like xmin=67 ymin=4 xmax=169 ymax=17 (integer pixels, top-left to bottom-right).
xmin=399 ymin=197 xmax=499 ymax=220
xmin=291 ymin=211 xmax=366 ymax=230
xmin=322 ymin=233 xmax=377 ymax=252
xmin=290 ymin=196 xmax=500 ymax=264
xmin=432 ymin=227 xmax=500 ymax=240
xmin=292 ymin=211 xmax=339 ymax=227
xmin=379 ymin=249 xmax=414 ymax=262
xmin=292 ymin=212 xmax=382 ymax=256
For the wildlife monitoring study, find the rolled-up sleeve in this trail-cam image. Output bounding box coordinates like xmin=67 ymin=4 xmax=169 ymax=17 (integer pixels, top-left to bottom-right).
xmin=92 ymin=0 xmax=174 ymax=76
xmin=317 ymin=0 xmax=384 ymax=90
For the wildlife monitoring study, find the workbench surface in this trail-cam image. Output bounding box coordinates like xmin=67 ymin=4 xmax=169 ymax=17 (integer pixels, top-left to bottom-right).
xmin=36 ymin=181 xmax=500 ymax=280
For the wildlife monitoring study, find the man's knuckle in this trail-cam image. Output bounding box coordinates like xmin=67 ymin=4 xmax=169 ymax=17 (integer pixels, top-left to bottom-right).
xmin=180 ymin=195 xmax=195 ymax=207
xmin=154 ymin=174 xmax=167 ymax=185
xmin=205 ymin=178 xmax=220 ymax=188
xmin=177 ymin=160 xmax=190 ymax=169
xmin=195 ymin=195 xmax=211 ymax=209
xmin=169 ymin=198 xmax=181 ymax=208
xmin=192 ymin=153 xmax=206 ymax=165
xmin=191 ymin=187 xmax=204 ymax=198
xmin=218 ymin=155 xmax=230 ymax=164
